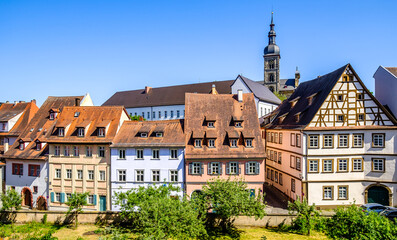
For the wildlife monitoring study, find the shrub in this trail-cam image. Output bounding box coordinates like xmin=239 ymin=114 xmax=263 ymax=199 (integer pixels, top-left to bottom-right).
xmin=65 ymin=192 xmax=89 ymax=228
xmin=1 ymin=188 xmax=22 ymax=211
xmin=288 ymin=197 xmax=319 ymax=235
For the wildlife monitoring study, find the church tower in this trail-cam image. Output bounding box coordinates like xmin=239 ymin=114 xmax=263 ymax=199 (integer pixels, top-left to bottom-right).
xmin=263 ymin=12 xmax=280 ymax=93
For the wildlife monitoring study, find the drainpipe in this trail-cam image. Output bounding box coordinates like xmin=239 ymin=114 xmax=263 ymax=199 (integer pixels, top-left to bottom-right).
xmin=302 ymin=130 xmax=308 ymax=202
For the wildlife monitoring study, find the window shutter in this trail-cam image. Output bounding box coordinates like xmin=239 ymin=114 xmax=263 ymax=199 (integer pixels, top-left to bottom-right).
xmin=188 ymin=163 xmax=192 ymax=175
xmin=226 ymin=163 xmax=229 ymax=175
xmin=50 ymin=192 xmax=54 ymax=203
xmin=200 ymin=163 xmax=204 ymax=175
xmin=219 ymin=162 xmax=222 ymax=175
xmin=238 ymin=166 xmax=241 ymax=175
xmin=93 ymin=195 xmax=97 ymax=205
xmin=208 ymin=163 xmax=211 ymax=175
xmin=256 ymin=162 xmax=260 ymax=174
xmin=245 ymin=162 xmax=249 ymax=174
xmin=60 ymin=193 xmax=65 ymax=203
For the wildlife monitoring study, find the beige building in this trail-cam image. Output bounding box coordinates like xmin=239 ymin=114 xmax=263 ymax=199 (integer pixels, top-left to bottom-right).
xmin=47 ymin=106 xmax=129 ymax=211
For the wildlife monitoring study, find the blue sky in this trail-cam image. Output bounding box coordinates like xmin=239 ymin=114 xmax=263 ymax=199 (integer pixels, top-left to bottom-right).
xmin=0 ymin=0 xmax=396 ymax=106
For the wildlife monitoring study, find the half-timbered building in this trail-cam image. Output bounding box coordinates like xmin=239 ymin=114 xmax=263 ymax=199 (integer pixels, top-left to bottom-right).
xmin=263 ymin=64 xmax=397 ymax=208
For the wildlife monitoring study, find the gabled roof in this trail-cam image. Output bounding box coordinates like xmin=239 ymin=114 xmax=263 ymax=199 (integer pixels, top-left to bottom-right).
xmin=102 ymin=80 xmax=234 ymax=108
xmin=0 ymin=101 xmax=38 ymax=137
xmin=111 ymin=120 xmax=185 ymax=147
xmin=236 ymin=75 xmax=281 ymax=104
xmin=46 ymin=106 xmax=128 ymax=143
xmin=385 ymin=67 xmax=397 ymax=78
xmin=3 ymin=96 xmax=84 ymax=160
xmin=266 ymin=64 xmax=348 ymax=129
xmin=185 ymin=93 xmax=265 ymax=160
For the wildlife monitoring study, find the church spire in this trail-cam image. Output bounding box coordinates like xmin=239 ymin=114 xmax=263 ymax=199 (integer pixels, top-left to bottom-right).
xmin=268 ymin=12 xmax=276 ymax=45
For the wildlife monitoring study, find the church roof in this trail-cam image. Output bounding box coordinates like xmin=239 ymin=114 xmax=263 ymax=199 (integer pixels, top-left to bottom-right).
xmin=279 ymin=79 xmax=296 ymax=91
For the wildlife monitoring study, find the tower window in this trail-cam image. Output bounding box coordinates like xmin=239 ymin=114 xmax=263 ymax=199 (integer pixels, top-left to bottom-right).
xmin=269 ymin=74 xmax=275 ymax=82
xmin=269 ymin=60 xmax=275 ymax=69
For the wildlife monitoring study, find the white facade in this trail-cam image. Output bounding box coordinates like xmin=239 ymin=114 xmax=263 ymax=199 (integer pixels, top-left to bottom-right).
xmin=126 ymin=105 xmax=185 ymax=120
xmin=374 ymin=66 xmax=397 ymax=117
xmin=110 ymin=147 xmax=185 ymax=211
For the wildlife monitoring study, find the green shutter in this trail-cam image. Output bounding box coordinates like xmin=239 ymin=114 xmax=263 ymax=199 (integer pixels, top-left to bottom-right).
xmin=93 ymin=195 xmax=97 ymax=205
xmin=60 ymin=193 xmax=65 ymax=203
xmin=50 ymin=192 xmax=54 ymax=202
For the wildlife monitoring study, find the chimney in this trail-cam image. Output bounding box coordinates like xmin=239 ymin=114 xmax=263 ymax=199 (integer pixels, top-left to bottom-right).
xmin=75 ymin=98 xmax=81 ymax=106
xmin=237 ymin=89 xmax=243 ymax=102
xmin=4 ymin=142 xmax=8 ymax=153
xmin=31 ymin=99 xmax=36 ymax=104
xmin=6 ymin=101 xmax=9 ymax=103
xmin=145 ymin=86 xmax=152 ymax=94
xmin=210 ymin=84 xmax=218 ymax=95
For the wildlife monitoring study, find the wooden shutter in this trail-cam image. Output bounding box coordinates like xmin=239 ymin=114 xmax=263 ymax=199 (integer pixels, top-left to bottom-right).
xmin=255 ymin=162 xmax=260 ymax=174
xmin=200 ymin=163 xmax=204 ymax=175
xmin=60 ymin=193 xmax=65 ymax=203
xmin=93 ymin=195 xmax=97 ymax=205
xmin=219 ymin=162 xmax=222 ymax=175
xmin=50 ymin=192 xmax=54 ymax=203
xmin=245 ymin=162 xmax=249 ymax=174
xmin=226 ymin=162 xmax=229 ymax=175
xmin=208 ymin=162 xmax=211 ymax=175
xmin=188 ymin=163 xmax=192 ymax=175
xmin=237 ymin=162 xmax=240 ymax=175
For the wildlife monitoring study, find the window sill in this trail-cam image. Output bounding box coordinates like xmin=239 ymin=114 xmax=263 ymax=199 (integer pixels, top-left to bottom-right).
xmin=135 ymin=158 xmax=144 ymax=160
xmin=322 ymin=198 xmax=334 ymax=201
xmin=371 ymin=170 xmax=385 ymax=173
xmin=151 ymin=158 xmax=160 ymax=160
xmin=169 ymin=158 xmax=178 ymax=160
xmin=117 ymin=158 xmax=126 ymax=160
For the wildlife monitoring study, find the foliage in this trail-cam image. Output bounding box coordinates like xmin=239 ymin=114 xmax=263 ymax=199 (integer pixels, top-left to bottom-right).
xmin=0 ymin=188 xmax=22 ymax=211
xmin=326 ymin=204 xmax=397 ymax=240
xmin=129 ymin=115 xmax=145 ymax=121
xmin=65 ymin=192 xmax=89 ymax=228
xmin=288 ymin=197 xmax=319 ymax=235
xmin=114 ymin=184 xmax=206 ymax=239
xmin=0 ymin=222 xmax=62 ymax=239
xmin=42 ymin=213 xmax=48 ymax=224
xmin=201 ymin=178 xmax=266 ymax=233
xmin=274 ymin=91 xmax=287 ymax=101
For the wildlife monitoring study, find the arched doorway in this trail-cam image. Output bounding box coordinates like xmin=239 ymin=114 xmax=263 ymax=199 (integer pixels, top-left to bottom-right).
xmin=21 ymin=187 xmax=33 ymax=208
xmin=366 ymin=184 xmax=391 ymax=206
xmin=36 ymin=196 xmax=47 ymax=210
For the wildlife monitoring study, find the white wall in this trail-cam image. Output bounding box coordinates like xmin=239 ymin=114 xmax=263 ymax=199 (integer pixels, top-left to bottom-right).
xmin=126 ymin=105 xmax=185 ymax=121
xmin=110 ymin=147 xmax=185 ymax=211
xmin=374 ymin=66 xmax=397 ymax=117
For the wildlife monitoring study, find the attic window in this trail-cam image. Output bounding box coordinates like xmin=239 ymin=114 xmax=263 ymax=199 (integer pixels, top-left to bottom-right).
xmin=207 ymin=122 xmax=215 ymax=128
xmin=337 ymin=95 xmax=343 ymax=102
xmin=235 ymin=122 xmax=242 ymax=128
xmin=49 ymin=112 xmax=56 ymax=120
xmin=307 ymin=93 xmax=317 ymax=105
xmin=358 ymin=114 xmax=365 ymax=121
xmin=77 ymin=128 xmax=85 ymax=137
xmin=337 ymin=115 xmax=344 ymax=122
xmin=194 ymin=139 xmax=202 ymax=148
xmin=140 ymin=132 xmax=148 ymax=138
xmin=245 ymin=139 xmax=253 ymax=148
xmin=156 ymin=132 xmax=163 ymax=137
xmin=36 ymin=141 xmax=42 ymax=151
xmin=343 ymin=75 xmax=354 ymax=82
xmin=230 ymin=139 xmax=238 ymax=148
xmin=74 ymin=112 xmax=80 ymax=117
xmin=289 ymin=97 xmax=300 ymax=108
xmin=357 ymin=93 xmax=364 ymax=100
xmin=58 ymin=128 xmax=65 ymax=137
xmin=98 ymin=128 xmax=105 ymax=137
xmin=19 ymin=141 xmax=25 ymax=150
xmin=295 ymin=113 xmax=301 ymax=122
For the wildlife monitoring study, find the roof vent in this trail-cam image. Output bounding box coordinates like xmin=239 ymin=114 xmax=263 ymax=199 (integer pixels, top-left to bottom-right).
xmin=30 ymin=128 xmax=34 ymax=132
xmin=74 ymin=112 xmax=80 ymax=117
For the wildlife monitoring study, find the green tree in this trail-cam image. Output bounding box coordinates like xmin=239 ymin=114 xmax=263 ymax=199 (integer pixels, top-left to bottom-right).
xmin=65 ymin=192 xmax=89 ymax=229
xmin=1 ymin=188 xmax=22 ymax=211
xmin=114 ymin=184 xmax=206 ymax=240
xmin=201 ymin=178 xmax=266 ymax=233
xmin=274 ymin=91 xmax=287 ymax=101
xmin=129 ymin=115 xmax=145 ymax=121
xmin=288 ymin=197 xmax=319 ymax=235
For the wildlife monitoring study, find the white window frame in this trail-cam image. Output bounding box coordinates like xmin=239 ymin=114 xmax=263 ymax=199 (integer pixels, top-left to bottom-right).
xmin=86 ymin=146 xmax=92 ymax=157
xmin=372 ymin=158 xmax=385 ymax=172
xmin=152 ymin=149 xmax=160 ymax=159
xmin=170 ymin=149 xmax=178 ymax=159
xmin=309 ymin=135 xmax=319 ymax=148
xmin=352 ymin=159 xmax=363 ymax=172
xmin=136 ymin=149 xmax=144 ymax=159
xmin=338 ymin=135 xmax=349 ymax=148
xmin=228 ymin=162 xmax=239 ymax=175
xmin=88 ymin=170 xmax=94 ymax=180
xmin=54 ymin=146 xmax=60 ymax=156
xmin=230 ymin=139 xmax=238 ymax=148
xmin=170 ymin=170 xmax=178 ymax=182
xmin=77 ymin=128 xmax=85 ymax=137
xmin=373 ymin=134 xmax=385 ymax=148
xmin=66 ymin=169 xmax=72 ymax=179
xmin=245 ymin=139 xmax=253 ymax=148
xmin=77 ymin=169 xmax=83 ymax=180
xmin=119 ymin=149 xmax=126 ymax=159
xmin=338 ymin=159 xmax=348 ymax=172
xmin=98 ymin=146 xmax=105 ymax=157
xmin=152 ymin=170 xmax=160 ymax=182
xmin=118 ymin=169 xmax=126 ymax=182
xmin=309 ymin=160 xmax=318 ymax=172
xmin=323 ymin=186 xmax=333 ymax=200
xmin=58 ymin=128 xmax=64 ymax=137
xmin=208 ymin=139 xmax=215 ymax=148
xmin=194 ymin=139 xmax=202 ymax=148
xmin=324 ymin=135 xmax=333 ymax=148
xmin=353 ymin=134 xmax=364 ymax=148
xmin=55 ymin=169 xmax=61 ymax=179
xmin=136 ymin=170 xmax=144 ymax=182
xmin=99 ymin=170 xmax=106 ymax=181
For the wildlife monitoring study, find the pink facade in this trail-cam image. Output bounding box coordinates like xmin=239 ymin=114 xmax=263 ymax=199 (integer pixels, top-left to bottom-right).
xmin=264 ymin=129 xmax=304 ymax=201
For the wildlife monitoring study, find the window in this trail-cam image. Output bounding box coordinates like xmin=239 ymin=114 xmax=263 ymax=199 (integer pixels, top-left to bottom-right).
xmin=230 ymin=139 xmax=238 ymax=148
xmin=36 ymin=142 xmax=42 ymax=151
xmin=208 ymin=139 xmax=215 ymax=148
xmin=291 ymin=179 xmax=296 ymax=192
xmin=77 ymin=128 xmax=85 ymax=137
xmin=352 ymin=159 xmax=363 ymax=171
xmin=279 ymin=133 xmax=283 ymax=144
xmin=372 ymin=134 xmax=385 ymax=148
xmin=55 ymin=169 xmax=61 ymax=179
xmin=136 ymin=170 xmax=144 ymax=182
xmin=246 ymin=162 xmax=259 ymax=175
xmin=88 ymin=170 xmax=94 ymax=180
xmin=323 ymin=135 xmax=333 ymax=148
xmin=271 ymin=169 xmax=274 ymax=181
xmin=323 ymin=159 xmax=333 ymax=172
xmin=338 ymin=159 xmax=348 ymax=172
xmin=337 ymin=94 xmax=343 ymax=101
xmin=177 ymin=110 xmax=180 ymax=118
xmin=338 ymin=134 xmax=349 ymax=148
xmin=207 ymin=122 xmax=215 ymax=128
xmin=266 ymin=168 xmax=270 ymax=179
xmin=170 ymin=111 xmax=174 ymax=118
xmin=118 ymin=170 xmax=126 ymax=182
xmin=33 ymin=186 xmax=38 ymax=194
xmin=12 ymin=163 xmax=23 ymax=175
xmin=208 ymin=162 xmax=221 ymax=175
xmin=245 ymin=139 xmax=253 ymax=148
xmin=64 ymin=146 xmax=70 ymax=156
xmin=49 ymin=112 xmax=56 ymax=120
xmin=275 ymin=172 xmax=278 ymax=183
xmin=147 ymin=112 xmax=150 ymax=119
xmin=98 ymin=128 xmax=105 ymax=137
xmin=189 ymin=162 xmax=202 ymax=175
xmin=77 ymin=170 xmax=83 ymax=180
xmin=66 ymin=169 xmax=72 ymax=179
xmin=136 ymin=149 xmax=144 ymax=159
xmin=58 ymin=128 xmax=65 ymax=137
xmin=140 ymin=132 xmax=148 ymax=138
xmin=357 ymin=93 xmax=364 ymax=100
xmin=275 ymin=133 xmax=278 ymax=144
xmin=152 ymin=112 xmax=155 ymax=119
xmin=309 ymin=135 xmax=319 ymax=148
xmin=19 ymin=141 xmax=25 ymax=150
xmin=290 ymin=155 xmax=296 ymax=169
xmin=235 ymin=122 xmax=242 ymax=128
xmin=86 ymin=147 xmax=92 ymax=157
xmin=353 ymin=134 xmax=364 ymax=148
xmin=296 ymin=157 xmax=301 ymax=171
xmin=358 ymin=114 xmax=365 ymax=121
xmin=119 ymin=149 xmax=126 ymax=159
xmin=73 ymin=146 xmax=79 ymax=156
xmin=55 ymin=193 xmax=61 ymax=202
xmin=170 ymin=170 xmax=178 ymax=182
xmin=308 ymin=160 xmax=318 ymax=172
xmin=164 ymin=111 xmax=168 ymax=118
xmin=152 ymin=149 xmax=160 ymax=159
xmin=170 ymin=149 xmax=178 ymax=159
xmin=66 ymin=193 xmax=71 ymax=202
xmin=227 ymin=162 xmax=239 ymax=175
xmin=278 ymin=152 xmax=282 ymax=164
xmin=54 ymin=146 xmax=60 ymax=156
xmin=88 ymin=195 xmax=94 ymax=205
xmin=99 ymin=171 xmax=106 ymax=181
xmin=155 ymin=132 xmax=163 ymax=137
xmin=291 ymin=133 xmax=296 ymax=146
xmin=372 ymin=158 xmax=385 ymax=172
xmin=337 ymin=115 xmax=344 ymax=122
xmin=296 ymin=134 xmax=301 ymax=147
xmin=98 ymin=146 xmax=105 ymax=157
xmin=194 ymin=139 xmax=202 ymax=148
xmin=158 ymin=111 xmax=161 ymax=118
xmin=279 ymin=173 xmax=283 ymax=185
xmin=152 ymin=170 xmax=160 ymax=182
xmin=28 ymin=165 xmax=40 ymax=177
xmin=323 ymin=186 xmax=333 ymax=200
xmin=338 ymin=186 xmax=348 ymax=200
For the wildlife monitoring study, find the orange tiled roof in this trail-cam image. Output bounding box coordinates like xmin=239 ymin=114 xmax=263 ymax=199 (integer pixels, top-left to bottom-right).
xmin=0 ymin=101 xmax=38 ymax=137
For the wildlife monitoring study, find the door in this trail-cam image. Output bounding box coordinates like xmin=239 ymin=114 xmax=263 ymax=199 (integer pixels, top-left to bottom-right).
xmin=37 ymin=197 xmax=47 ymax=210
xmin=99 ymin=196 xmax=106 ymax=211
xmin=368 ymin=186 xmax=389 ymax=206
xmin=24 ymin=189 xmax=32 ymax=207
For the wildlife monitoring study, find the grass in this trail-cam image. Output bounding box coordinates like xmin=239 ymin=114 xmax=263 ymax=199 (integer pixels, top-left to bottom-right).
xmin=0 ymin=223 xmax=329 ymax=239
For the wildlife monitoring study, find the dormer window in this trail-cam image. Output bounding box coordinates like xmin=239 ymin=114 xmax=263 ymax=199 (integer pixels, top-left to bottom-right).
xmin=235 ymin=122 xmax=242 ymax=128
xmin=1 ymin=123 xmax=6 ymax=131
xmin=245 ymin=139 xmax=253 ymax=148
xmin=36 ymin=141 xmax=42 ymax=151
xmin=194 ymin=139 xmax=202 ymax=148
xmin=74 ymin=112 xmax=80 ymax=117
xmin=98 ymin=128 xmax=105 ymax=137
xmin=155 ymin=132 xmax=163 ymax=137
xmin=140 ymin=132 xmax=148 ymax=138
xmin=49 ymin=112 xmax=56 ymax=120
xmin=207 ymin=122 xmax=215 ymax=128
xmin=19 ymin=140 xmax=25 ymax=150
xmin=77 ymin=128 xmax=85 ymax=137
xmin=295 ymin=113 xmax=300 ymax=122
xmin=58 ymin=128 xmax=65 ymax=137
xmin=230 ymin=139 xmax=238 ymax=148
xmin=208 ymin=139 xmax=215 ymax=148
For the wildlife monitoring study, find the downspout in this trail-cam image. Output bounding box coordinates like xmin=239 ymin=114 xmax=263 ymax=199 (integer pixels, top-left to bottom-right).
xmin=302 ymin=130 xmax=308 ymax=201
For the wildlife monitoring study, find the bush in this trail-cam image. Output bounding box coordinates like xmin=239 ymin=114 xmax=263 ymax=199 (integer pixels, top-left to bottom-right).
xmin=1 ymin=189 xmax=22 ymax=211
xmin=288 ymin=197 xmax=319 ymax=235
xmin=326 ymin=204 xmax=397 ymax=240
